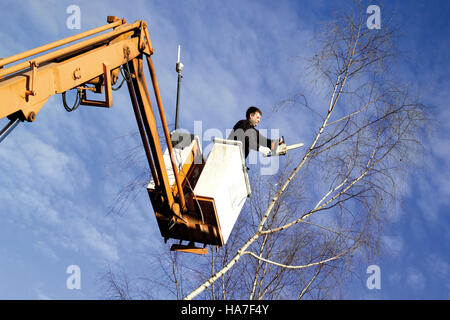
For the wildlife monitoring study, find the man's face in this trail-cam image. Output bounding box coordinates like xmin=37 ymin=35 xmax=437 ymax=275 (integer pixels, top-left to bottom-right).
xmin=249 ymin=112 xmax=261 ymax=127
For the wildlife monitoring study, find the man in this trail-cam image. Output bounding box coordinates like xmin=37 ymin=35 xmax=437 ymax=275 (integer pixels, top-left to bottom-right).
xmin=228 ymin=106 xmax=276 ymax=159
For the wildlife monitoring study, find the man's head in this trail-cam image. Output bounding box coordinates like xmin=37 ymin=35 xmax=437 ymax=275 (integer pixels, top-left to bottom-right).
xmin=246 ymin=106 xmax=262 ymax=127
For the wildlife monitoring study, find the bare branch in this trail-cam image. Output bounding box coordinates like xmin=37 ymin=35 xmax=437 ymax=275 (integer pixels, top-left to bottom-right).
xmin=242 ymin=246 xmax=354 ymax=270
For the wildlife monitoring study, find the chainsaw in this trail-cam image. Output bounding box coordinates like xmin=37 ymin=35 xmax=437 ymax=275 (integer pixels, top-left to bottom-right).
xmin=267 ymin=136 xmax=304 ymax=157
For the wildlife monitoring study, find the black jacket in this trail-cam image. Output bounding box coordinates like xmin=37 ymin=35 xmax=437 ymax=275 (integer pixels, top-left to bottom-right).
xmin=228 ymin=119 xmax=273 ymax=159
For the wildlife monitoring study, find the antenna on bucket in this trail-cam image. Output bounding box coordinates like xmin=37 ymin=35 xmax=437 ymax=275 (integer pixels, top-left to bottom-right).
xmin=174 ymin=45 xmax=183 ymax=130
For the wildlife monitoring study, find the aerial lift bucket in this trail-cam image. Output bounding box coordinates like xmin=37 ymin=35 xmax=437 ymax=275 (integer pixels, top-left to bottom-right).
xmin=147 ymin=133 xmax=250 ymax=254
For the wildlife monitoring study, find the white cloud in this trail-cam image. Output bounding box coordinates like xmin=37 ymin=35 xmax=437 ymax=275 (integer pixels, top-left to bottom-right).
xmin=34 ymin=240 xmax=59 ymax=261
xmin=382 ymin=235 xmax=404 ymax=257
xmin=426 ymin=254 xmax=450 ymax=281
xmin=74 ymin=219 xmax=120 ymax=262
xmin=36 ymin=288 xmax=52 ymax=300
xmin=406 ymin=268 xmax=426 ymax=291
xmin=387 ymin=271 xmax=402 ymax=286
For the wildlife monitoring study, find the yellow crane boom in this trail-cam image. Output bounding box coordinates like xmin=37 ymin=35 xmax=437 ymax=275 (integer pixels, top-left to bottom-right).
xmin=0 ymin=16 xmax=251 ymax=255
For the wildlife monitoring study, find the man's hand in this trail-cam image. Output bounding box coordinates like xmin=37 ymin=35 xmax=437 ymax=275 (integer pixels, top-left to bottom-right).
xmin=259 ymin=146 xmax=271 ymax=157
xmin=271 ymin=137 xmax=284 ymax=150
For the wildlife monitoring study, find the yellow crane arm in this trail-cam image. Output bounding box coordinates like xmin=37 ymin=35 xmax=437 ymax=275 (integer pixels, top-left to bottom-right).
xmin=0 ymin=16 xmax=185 ymax=222
xmin=0 ymin=16 xmax=246 ymax=255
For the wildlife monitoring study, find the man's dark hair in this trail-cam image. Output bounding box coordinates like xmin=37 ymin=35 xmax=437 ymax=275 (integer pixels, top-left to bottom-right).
xmin=246 ymin=106 xmax=262 ymax=119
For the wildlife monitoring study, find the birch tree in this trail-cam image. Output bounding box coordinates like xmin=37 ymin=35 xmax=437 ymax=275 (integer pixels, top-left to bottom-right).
xmin=183 ymin=3 xmax=428 ymax=300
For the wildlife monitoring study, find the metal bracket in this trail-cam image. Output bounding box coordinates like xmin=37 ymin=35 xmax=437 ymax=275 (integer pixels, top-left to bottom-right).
xmin=25 ymin=61 xmax=38 ymax=97
xmin=80 ymin=63 xmax=113 ymax=107
xmin=170 ymin=243 xmax=208 ymax=255
xmin=140 ymin=22 xmax=154 ymax=56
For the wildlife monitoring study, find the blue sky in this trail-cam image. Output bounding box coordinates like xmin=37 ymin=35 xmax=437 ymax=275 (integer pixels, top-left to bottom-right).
xmin=0 ymin=0 xmax=448 ymax=299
